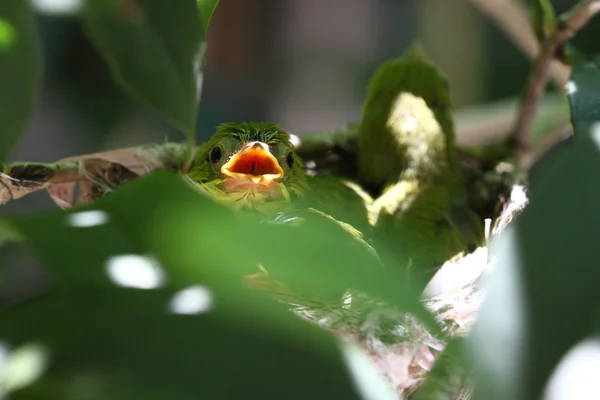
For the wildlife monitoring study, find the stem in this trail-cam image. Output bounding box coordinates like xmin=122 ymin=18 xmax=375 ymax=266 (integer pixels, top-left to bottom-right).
xmin=513 ymin=0 xmax=600 ymax=168
xmin=181 ymin=128 xmax=196 ymax=174
xmin=468 ymin=0 xmax=570 ymax=88
xmin=0 ymin=161 xmax=81 ymax=205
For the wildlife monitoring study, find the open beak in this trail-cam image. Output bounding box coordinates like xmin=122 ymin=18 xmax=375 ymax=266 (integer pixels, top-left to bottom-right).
xmin=221 ymin=141 xmax=284 ymax=184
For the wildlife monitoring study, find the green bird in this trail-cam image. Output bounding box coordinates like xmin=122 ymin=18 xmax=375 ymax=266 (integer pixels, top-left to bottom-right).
xmin=357 ymin=46 xmax=484 ymax=281
xmin=185 ymin=121 xmax=378 ymax=302
xmin=186 ymin=121 xmax=371 ymax=231
xmin=186 ymin=121 xmax=310 ymax=215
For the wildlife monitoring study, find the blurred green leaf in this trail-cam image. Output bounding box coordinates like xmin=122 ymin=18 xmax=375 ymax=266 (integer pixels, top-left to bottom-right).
xmin=1 ymin=173 xmax=396 ymax=399
xmin=196 ymin=0 xmax=218 ymax=67
xmin=1 ymin=170 xmax=435 ymax=397
xmin=531 ymin=0 xmax=557 ymax=43
xmin=80 ymin=0 xmax=209 ymax=133
xmin=6 ymin=169 xmax=438 ymax=326
xmin=197 ymin=0 xmax=219 ymax=38
xmin=110 ymin=173 xmax=438 ymax=332
xmin=0 ymin=1 xmax=40 ymax=161
xmin=1 ymin=287 xmax=368 ymax=399
xmin=471 ymin=60 xmax=600 ymax=400
xmin=566 ymin=60 xmax=600 ymax=135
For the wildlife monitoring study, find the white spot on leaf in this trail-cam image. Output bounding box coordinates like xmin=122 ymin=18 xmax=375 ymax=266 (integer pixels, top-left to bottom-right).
xmin=591 ymin=122 xmax=600 ymax=149
xmin=30 ymin=0 xmax=83 ymax=14
xmin=544 ymin=338 xmax=600 ymax=400
xmin=0 ymin=342 xmax=50 ymax=396
xmin=106 ymin=254 xmax=165 ymax=289
xmin=565 ymin=81 xmax=577 ymax=95
xmin=288 ymin=133 xmax=301 ymax=148
xmin=66 ymin=210 xmax=109 ymax=228
xmin=169 ymin=285 xmax=213 ymax=315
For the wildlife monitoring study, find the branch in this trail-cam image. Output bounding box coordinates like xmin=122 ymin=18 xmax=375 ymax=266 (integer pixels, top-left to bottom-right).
xmin=468 ymin=0 xmax=570 ymax=88
xmin=513 ymin=0 xmax=600 ymax=168
xmin=0 ymin=143 xmax=188 ymax=207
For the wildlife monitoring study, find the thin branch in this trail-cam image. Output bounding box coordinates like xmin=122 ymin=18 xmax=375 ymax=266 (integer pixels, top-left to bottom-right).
xmin=468 ymin=0 xmax=570 ymax=88
xmin=513 ymin=0 xmax=600 ymax=168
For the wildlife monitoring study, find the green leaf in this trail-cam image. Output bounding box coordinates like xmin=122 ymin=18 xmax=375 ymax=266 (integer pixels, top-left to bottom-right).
xmin=6 ymin=169 xmax=438 ymax=327
xmin=104 ymin=173 xmax=438 ymax=332
xmin=1 ymin=173 xmax=400 ymax=398
xmin=0 ymin=1 xmax=40 ymax=161
xmin=566 ymin=60 xmax=600 ymax=135
xmin=2 ymin=170 xmax=434 ymax=397
xmin=412 ymin=337 xmax=472 ymax=400
xmin=1 ymin=286 xmax=368 ymax=399
xmin=197 ymin=0 xmax=219 ymax=37
xmin=471 ymin=60 xmax=600 ymax=400
xmin=80 ymin=0 xmax=207 ymax=133
xmin=531 ymin=0 xmax=557 ymax=43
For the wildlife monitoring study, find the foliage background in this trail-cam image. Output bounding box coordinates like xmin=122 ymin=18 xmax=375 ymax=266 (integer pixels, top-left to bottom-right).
xmin=6 ymin=0 xmax=593 ymax=214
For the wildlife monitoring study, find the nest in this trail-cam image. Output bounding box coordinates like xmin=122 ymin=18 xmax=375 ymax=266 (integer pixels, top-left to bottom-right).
xmin=249 ymin=185 xmax=528 ymax=399
xmin=0 ymin=141 xmax=526 ymax=398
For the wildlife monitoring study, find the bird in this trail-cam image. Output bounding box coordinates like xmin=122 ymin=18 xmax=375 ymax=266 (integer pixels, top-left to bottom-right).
xmin=186 ymin=121 xmax=371 ymax=230
xmin=186 ymin=121 xmax=309 ymax=215
xmin=356 ymin=45 xmax=484 ymax=283
xmin=185 ymin=121 xmax=378 ymax=302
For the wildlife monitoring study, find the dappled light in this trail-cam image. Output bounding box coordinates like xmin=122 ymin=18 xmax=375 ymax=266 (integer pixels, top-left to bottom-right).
xmin=65 ymin=210 xmax=109 ymax=228
xmin=544 ymin=338 xmax=600 ymax=400
xmin=565 ymin=81 xmax=577 ymax=96
xmin=105 ymin=254 xmax=166 ymax=290
xmin=169 ymin=285 xmax=214 ymax=315
xmin=29 ymin=0 xmax=83 ymax=15
xmin=0 ymin=342 xmax=49 ymax=397
xmin=0 ymin=19 xmax=15 ymax=53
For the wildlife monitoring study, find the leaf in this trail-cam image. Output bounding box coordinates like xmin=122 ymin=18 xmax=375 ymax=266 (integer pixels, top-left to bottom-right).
xmin=1 ymin=280 xmax=367 ymax=399
xmin=80 ymin=0 xmax=207 ymax=133
xmin=118 ymin=174 xmax=439 ymax=332
xmin=1 ymin=173 xmax=399 ymax=399
xmin=44 ymin=142 xmax=188 ymax=208
xmin=195 ymin=0 xmax=218 ymax=68
xmin=565 ymin=60 xmax=600 ymax=135
xmin=0 ymin=1 xmax=40 ymax=161
xmin=15 ymin=170 xmax=438 ymax=326
xmin=0 ymin=143 xmax=188 ymax=208
xmin=471 ymin=60 xmax=600 ymax=400
xmin=197 ymin=0 xmax=219 ymax=38
xmin=531 ymin=0 xmax=557 ymax=43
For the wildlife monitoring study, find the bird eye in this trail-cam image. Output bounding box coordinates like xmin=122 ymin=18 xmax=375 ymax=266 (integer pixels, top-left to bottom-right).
xmin=286 ymin=152 xmax=294 ymax=168
xmin=209 ymin=146 xmax=222 ymax=164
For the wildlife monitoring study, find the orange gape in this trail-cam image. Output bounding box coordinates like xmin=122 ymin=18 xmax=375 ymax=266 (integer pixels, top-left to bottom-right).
xmin=227 ymin=145 xmax=281 ymax=176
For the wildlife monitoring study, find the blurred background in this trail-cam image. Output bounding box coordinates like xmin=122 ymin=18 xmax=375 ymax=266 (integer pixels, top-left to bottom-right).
xmin=4 ymin=0 xmax=598 ymax=214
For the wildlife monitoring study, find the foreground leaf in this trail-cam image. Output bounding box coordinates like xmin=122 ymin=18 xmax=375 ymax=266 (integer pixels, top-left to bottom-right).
xmin=531 ymin=0 xmax=557 ymax=43
xmin=10 ymin=170 xmax=438 ymax=325
xmin=471 ymin=60 xmax=600 ymax=400
xmin=2 ymin=172 xmax=401 ymax=398
xmin=566 ymin=60 xmax=600 ymax=136
xmin=0 ymin=143 xmax=187 ymax=208
xmin=197 ymin=0 xmax=219 ymax=38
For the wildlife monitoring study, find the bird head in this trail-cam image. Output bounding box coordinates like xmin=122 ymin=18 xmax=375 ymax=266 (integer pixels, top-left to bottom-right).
xmin=187 ymin=122 xmax=309 ymax=213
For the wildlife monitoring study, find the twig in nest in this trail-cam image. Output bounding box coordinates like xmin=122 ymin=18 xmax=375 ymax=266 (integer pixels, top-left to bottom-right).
xmin=468 ymin=0 xmax=570 ymax=87
xmin=513 ymin=0 xmax=600 ymax=168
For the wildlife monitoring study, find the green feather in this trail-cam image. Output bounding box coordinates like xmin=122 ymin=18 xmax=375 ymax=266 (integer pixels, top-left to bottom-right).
xmin=186 ymin=122 xmax=309 ymax=214
xmin=357 ymin=45 xmax=484 ymax=281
